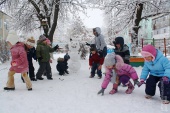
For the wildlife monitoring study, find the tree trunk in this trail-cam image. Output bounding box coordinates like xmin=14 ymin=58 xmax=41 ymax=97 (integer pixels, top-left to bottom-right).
xmin=48 ymin=0 xmax=60 ymax=43
xmin=132 ymin=3 xmax=143 ymax=46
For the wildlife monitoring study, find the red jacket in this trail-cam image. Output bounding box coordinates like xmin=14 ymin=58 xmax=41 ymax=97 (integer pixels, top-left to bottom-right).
xmin=89 ymin=52 xmax=104 ymax=66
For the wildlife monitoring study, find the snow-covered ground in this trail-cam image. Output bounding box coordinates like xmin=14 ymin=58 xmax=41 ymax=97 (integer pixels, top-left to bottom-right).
xmin=0 ymin=53 xmax=170 ymax=113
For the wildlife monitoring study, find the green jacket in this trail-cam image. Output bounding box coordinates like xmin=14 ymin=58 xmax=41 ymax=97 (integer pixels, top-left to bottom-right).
xmin=36 ymin=42 xmax=55 ymax=62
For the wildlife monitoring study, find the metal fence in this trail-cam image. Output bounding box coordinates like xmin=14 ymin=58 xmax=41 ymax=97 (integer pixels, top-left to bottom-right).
xmin=141 ymin=38 xmax=170 ymax=56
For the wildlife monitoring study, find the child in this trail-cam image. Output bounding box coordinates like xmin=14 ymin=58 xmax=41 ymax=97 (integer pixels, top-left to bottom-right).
xmin=89 ymin=44 xmax=104 ymax=79
xmin=21 ymin=37 xmax=37 ymax=82
xmin=113 ymin=37 xmax=130 ymax=64
xmin=138 ymin=44 xmax=170 ymax=104
xmin=4 ymin=31 xmax=32 ymax=91
xmin=36 ymin=35 xmax=59 ymax=80
xmin=98 ymin=53 xmax=139 ymax=95
xmin=64 ymin=52 xmax=70 ymax=74
xmin=56 ymin=57 xmax=69 ymax=75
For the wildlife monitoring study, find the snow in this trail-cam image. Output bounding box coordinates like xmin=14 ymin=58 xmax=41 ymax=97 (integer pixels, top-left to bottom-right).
xmin=0 ymin=53 xmax=170 ymax=113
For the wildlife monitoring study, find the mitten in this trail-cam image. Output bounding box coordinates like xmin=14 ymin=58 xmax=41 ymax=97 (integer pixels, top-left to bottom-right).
xmin=11 ymin=61 xmax=17 ymax=66
xmin=54 ymin=45 xmax=59 ymax=50
xmin=133 ymin=79 xmax=140 ymax=86
xmin=85 ymin=42 xmax=90 ymax=46
xmin=38 ymin=57 xmax=43 ymax=61
xmin=137 ymin=79 xmax=145 ymax=87
xmin=97 ymin=88 xmax=105 ymax=96
xmin=162 ymin=76 xmax=169 ymax=84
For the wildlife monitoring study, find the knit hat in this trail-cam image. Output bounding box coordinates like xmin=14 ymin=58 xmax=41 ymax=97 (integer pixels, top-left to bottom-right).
xmin=141 ymin=44 xmax=157 ymax=61
xmin=90 ymin=44 xmax=97 ymax=51
xmin=104 ymin=53 xmax=116 ymax=66
xmin=38 ymin=35 xmax=46 ymax=42
xmin=26 ymin=37 xmax=35 ymax=47
xmin=6 ymin=30 xmax=19 ymax=45
xmin=45 ymin=38 xmax=51 ymax=45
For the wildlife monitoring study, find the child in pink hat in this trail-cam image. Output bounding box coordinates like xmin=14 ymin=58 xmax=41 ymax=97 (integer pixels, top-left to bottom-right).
xmin=138 ymin=44 xmax=170 ymax=104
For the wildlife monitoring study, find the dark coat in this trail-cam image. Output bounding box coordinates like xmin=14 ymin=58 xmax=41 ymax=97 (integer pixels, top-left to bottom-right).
xmin=27 ymin=47 xmax=37 ymax=64
xmin=56 ymin=58 xmax=68 ymax=73
xmin=113 ymin=37 xmax=130 ymax=64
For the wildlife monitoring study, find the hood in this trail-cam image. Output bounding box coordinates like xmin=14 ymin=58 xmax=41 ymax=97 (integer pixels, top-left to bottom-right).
xmin=141 ymin=44 xmax=157 ymax=61
xmin=94 ymin=27 xmax=101 ymax=35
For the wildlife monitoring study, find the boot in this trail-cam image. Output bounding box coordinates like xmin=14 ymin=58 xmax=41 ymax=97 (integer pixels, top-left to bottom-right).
xmin=89 ymin=74 xmax=94 ymax=78
xmin=4 ymin=87 xmax=15 ymax=90
xmin=125 ymin=81 xmax=134 ymax=94
xmin=145 ymin=94 xmax=152 ymax=99
xmin=65 ymin=70 xmax=69 ymax=74
xmin=162 ymin=100 xmax=170 ymax=104
xmin=109 ymin=84 xmax=118 ymax=94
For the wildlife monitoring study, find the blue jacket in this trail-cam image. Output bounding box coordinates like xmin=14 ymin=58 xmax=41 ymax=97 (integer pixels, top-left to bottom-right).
xmin=140 ymin=50 xmax=170 ymax=80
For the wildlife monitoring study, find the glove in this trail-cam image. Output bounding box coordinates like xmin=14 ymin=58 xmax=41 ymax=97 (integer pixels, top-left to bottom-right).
xmin=11 ymin=61 xmax=17 ymax=66
xmin=133 ymin=79 xmax=140 ymax=86
xmin=137 ymin=79 xmax=145 ymax=87
xmin=97 ymin=88 xmax=105 ymax=96
xmin=162 ymin=76 xmax=169 ymax=84
xmin=38 ymin=57 xmax=43 ymax=61
xmin=85 ymin=42 xmax=90 ymax=46
xmin=54 ymin=45 xmax=59 ymax=50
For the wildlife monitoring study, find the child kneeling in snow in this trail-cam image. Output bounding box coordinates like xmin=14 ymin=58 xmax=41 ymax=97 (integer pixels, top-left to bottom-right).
xmin=98 ymin=53 xmax=139 ymax=95
xmin=56 ymin=55 xmax=70 ymax=76
xmin=138 ymin=44 xmax=170 ymax=104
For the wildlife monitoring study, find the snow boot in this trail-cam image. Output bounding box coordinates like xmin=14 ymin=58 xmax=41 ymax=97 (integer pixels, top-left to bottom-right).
xmin=125 ymin=81 xmax=134 ymax=94
xmin=28 ymin=88 xmax=32 ymax=91
xmin=109 ymin=84 xmax=118 ymax=94
xmin=4 ymin=87 xmax=15 ymax=90
xmin=162 ymin=100 xmax=170 ymax=104
xmin=145 ymin=94 xmax=152 ymax=99
xmin=89 ymin=74 xmax=94 ymax=78
xmin=65 ymin=70 xmax=69 ymax=74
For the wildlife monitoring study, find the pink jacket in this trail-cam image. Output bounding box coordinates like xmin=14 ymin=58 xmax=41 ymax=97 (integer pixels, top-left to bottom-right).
xmin=101 ymin=69 xmax=115 ymax=89
xmin=115 ymin=55 xmax=138 ymax=80
xmin=9 ymin=42 xmax=28 ymax=73
xmin=101 ymin=55 xmax=138 ymax=89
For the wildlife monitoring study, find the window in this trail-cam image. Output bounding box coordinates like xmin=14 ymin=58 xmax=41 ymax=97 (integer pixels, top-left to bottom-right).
xmin=164 ymin=29 xmax=166 ymax=33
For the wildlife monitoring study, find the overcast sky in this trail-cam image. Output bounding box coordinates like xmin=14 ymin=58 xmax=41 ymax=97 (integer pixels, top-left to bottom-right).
xmin=81 ymin=8 xmax=104 ymax=28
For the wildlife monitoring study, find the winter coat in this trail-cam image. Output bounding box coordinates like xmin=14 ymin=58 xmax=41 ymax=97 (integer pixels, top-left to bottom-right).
xmin=56 ymin=58 xmax=68 ymax=72
xmin=101 ymin=69 xmax=117 ymax=89
xmin=114 ymin=37 xmax=130 ymax=64
xmin=9 ymin=42 xmax=28 ymax=73
xmin=27 ymin=47 xmax=37 ymax=64
xmin=89 ymin=52 xmax=104 ymax=66
xmin=92 ymin=27 xmax=107 ymax=51
xmin=36 ymin=42 xmax=55 ymax=62
xmin=115 ymin=55 xmax=138 ymax=80
xmin=140 ymin=50 xmax=170 ymax=80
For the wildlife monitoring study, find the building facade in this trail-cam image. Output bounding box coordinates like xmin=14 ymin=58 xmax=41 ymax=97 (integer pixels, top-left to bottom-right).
xmin=0 ymin=10 xmax=11 ymax=40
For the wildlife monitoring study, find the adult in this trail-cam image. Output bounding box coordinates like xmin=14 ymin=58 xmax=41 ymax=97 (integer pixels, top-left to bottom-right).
xmin=86 ymin=27 xmax=107 ymax=57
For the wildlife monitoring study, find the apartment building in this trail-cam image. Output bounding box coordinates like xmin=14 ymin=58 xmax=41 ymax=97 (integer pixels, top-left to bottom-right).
xmin=152 ymin=14 xmax=170 ymax=39
xmin=0 ymin=10 xmax=11 ymax=40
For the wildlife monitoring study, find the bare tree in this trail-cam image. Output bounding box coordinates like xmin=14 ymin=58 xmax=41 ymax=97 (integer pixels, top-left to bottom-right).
xmin=86 ymin=0 xmax=170 ymax=47
xmin=0 ymin=0 xmax=87 ymax=43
